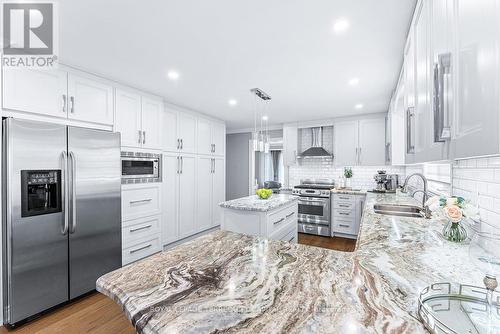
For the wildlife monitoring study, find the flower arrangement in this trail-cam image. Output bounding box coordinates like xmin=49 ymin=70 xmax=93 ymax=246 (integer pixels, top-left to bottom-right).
xmin=426 ymin=196 xmax=479 ymax=242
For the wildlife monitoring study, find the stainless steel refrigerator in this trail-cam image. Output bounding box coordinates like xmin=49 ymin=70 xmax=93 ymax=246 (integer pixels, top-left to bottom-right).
xmin=2 ymin=118 xmax=121 ymax=325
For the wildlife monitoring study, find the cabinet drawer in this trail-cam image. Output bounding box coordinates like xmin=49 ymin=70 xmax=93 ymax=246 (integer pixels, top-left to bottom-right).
xmin=333 ymin=201 xmax=355 ymax=210
xmin=333 ymin=194 xmax=355 ymax=202
xmin=333 ymin=208 xmax=355 ymax=220
xmin=122 ymin=236 xmax=161 ymax=265
xmin=122 ymin=185 xmax=161 ymax=221
xmin=333 ymin=219 xmax=356 ymax=235
xmin=122 ymin=215 xmax=161 ymax=244
xmin=269 ymin=219 xmax=296 ymax=242
xmin=282 ymin=228 xmax=297 ymax=243
xmin=267 ymin=205 xmax=297 ymax=235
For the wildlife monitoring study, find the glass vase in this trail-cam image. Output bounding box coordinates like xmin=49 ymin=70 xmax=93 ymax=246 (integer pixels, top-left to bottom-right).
xmin=442 ymin=220 xmax=468 ymax=243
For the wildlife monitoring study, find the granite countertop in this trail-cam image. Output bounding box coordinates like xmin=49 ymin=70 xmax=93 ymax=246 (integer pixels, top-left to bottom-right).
xmin=97 ymin=193 xmax=485 ymax=333
xmin=218 ymin=194 xmax=298 ymax=212
xmin=331 ymin=188 xmax=367 ymax=195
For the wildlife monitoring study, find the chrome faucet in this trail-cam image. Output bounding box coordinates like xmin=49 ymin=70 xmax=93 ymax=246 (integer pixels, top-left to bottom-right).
xmin=400 ymin=173 xmax=432 ymax=219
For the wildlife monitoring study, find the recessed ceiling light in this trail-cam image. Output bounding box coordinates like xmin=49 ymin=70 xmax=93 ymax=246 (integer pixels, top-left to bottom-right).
xmin=348 ymin=78 xmax=359 ymax=86
xmin=228 ymin=99 xmax=238 ymax=106
xmin=355 ymin=104 xmax=364 ymax=110
xmin=333 ymin=18 xmax=350 ymax=34
xmin=262 ymin=115 xmax=269 ymax=121
xmin=167 ymin=70 xmax=179 ymax=81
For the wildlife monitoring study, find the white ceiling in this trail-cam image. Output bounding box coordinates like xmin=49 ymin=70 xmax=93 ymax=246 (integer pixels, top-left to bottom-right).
xmin=60 ymin=0 xmax=416 ymax=130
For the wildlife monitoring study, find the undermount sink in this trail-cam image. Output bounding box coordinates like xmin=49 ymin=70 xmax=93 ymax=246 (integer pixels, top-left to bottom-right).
xmin=373 ymin=204 xmax=424 ymax=218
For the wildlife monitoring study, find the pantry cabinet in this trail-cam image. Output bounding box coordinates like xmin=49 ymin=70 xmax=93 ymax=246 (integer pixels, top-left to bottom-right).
xmin=334 ymin=118 xmax=385 ymax=166
xmin=2 ymin=67 xmax=113 ymax=126
xmin=196 ymin=156 xmax=225 ymax=232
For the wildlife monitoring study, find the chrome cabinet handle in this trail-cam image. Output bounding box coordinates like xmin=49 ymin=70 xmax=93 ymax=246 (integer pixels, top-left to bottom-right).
xmin=130 ymin=198 xmax=152 ymax=204
xmin=339 ymin=212 xmax=350 ymax=216
xmin=177 ymin=139 xmax=180 ymax=149
xmin=439 ymin=52 xmax=452 ymax=141
xmin=130 ymin=224 xmax=152 ymax=233
xmin=339 ymin=224 xmax=350 ymax=228
xmin=433 ymin=61 xmax=443 ymax=143
xmin=70 ymin=96 xmax=75 ymax=113
xmin=359 ymin=200 xmax=364 ymax=218
xmin=358 ymin=147 xmax=362 ymax=165
xmin=180 ymin=156 xmax=183 ymax=174
xmin=142 ymin=131 xmax=146 ymax=144
xmin=130 ymin=244 xmax=152 ymax=254
xmin=288 ymin=236 xmax=295 ymax=242
xmin=286 ymin=212 xmax=295 ymax=219
xmin=177 ymin=156 xmax=180 ymax=174
xmin=62 ymin=95 xmax=67 ymax=113
xmin=138 ymin=130 xmax=142 ymax=144
xmin=339 ymin=204 xmax=350 ymax=208
xmin=273 ymin=218 xmax=285 ymax=225
xmin=406 ymin=107 xmax=415 ymax=154
xmin=180 ymin=139 xmax=183 ymax=150
xmin=61 ymin=151 xmax=69 ymax=235
xmin=69 ymin=151 xmax=77 ymax=234
xmin=338 ymin=196 xmax=350 ymax=200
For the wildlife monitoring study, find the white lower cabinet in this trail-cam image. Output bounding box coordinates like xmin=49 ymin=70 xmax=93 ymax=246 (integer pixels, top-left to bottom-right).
xmin=221 ymin=202 xmax=298 ymax=242
xmin=162 ymin=153 xmax=224 ymax=247
xmin=121 ymin=183 xmax=163 ymax=265
xmin=331 ymin=194 xmax=365 ymax=239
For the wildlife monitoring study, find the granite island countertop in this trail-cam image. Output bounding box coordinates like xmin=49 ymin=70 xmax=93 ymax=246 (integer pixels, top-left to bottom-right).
xmin=97 ymin=193 xmax=485 ymax=333
xmin=218 ymin=194 xmax=298 ymax=212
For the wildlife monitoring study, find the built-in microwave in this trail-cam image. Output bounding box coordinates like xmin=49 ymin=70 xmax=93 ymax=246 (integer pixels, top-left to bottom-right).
xmin=121 ymin=151 xmax=161 ymax=184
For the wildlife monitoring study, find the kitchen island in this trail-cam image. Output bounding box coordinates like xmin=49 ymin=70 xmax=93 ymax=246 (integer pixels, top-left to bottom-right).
xmin=97 ymin=193 xmax=485 ymax=333
xmin=219 ymin=194 xmax=299 ymax=242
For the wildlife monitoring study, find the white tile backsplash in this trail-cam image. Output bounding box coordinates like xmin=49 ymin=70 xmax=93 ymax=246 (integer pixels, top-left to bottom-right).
xmin=452 ymin=156 xmax=500 ymax=229
xmin=289 ymin=160 xmax=405 ymax=190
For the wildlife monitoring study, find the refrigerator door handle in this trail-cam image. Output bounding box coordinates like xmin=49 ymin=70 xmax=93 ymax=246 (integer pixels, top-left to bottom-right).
xmin=69 ymin=151 xmax=77 ymax=234
xmin=61 ymin=151 xmax=69 ymax=235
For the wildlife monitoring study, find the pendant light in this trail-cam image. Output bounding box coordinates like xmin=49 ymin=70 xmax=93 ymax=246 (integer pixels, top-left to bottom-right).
xmin=250 ymin=88 xmax=272 ymax=152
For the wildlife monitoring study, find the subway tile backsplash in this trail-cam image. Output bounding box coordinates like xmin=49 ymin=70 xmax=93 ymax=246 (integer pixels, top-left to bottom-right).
xmin=453 ymin=156 xmax=500 ymax=229
xmin=289 ymin=159 xmax=405 ymax=190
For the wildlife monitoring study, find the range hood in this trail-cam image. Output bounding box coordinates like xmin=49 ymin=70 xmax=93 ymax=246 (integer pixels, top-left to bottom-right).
xmin=298 ymin=127 xmax=333 ymax=158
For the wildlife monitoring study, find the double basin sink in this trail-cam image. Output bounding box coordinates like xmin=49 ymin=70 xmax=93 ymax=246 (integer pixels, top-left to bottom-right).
xmin=373 ymin=203 xmax=424 ymax=218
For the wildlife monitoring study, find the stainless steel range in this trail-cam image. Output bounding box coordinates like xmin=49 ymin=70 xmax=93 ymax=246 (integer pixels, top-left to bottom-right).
xmin=292 ymin=179 xmax=334 ymax=237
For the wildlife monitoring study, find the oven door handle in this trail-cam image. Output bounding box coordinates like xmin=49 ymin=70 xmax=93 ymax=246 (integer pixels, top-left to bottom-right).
xmin=299 ymin=198 xmax=328 ymax=203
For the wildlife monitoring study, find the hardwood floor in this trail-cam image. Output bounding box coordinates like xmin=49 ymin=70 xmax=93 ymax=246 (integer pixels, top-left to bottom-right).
xmin=0 ymin=233 xmax=356 ymax=333
xmin=298 ymin=233 xmax=357 ymax=252
xmin=0 ymin=293 xmax=134 ymax=334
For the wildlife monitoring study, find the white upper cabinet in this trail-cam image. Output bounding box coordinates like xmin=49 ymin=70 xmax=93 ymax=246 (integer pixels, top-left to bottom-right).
xmin=197 ymin=118 xmax=213 ymax=155
xmin=197 ymin=118 xmax=226 ymax=156
xmin=141 ymin=97 xmax=163 ymax=150
xmin=413 ymin=0 xmax=431 ymax=162
xmin=283 ymin=124 xmax=298 ymax=166
xmin=390 ymin=82 xmax=407 ymax=165
xmin=115 ymin=89 xmax=142 ymax=147
xmin=115 ymin=89 xmax=163 ymax=149
xmin=163 ymin=107 xmax=179 ymax=152
xmin=212 ymin=122 xmax=226 ymax=156
xmin=452 ymin=0 xmax=500 ymax=159
xmin=67 ymin=73 xmax=113 ymax=125
xmin=334 ymin=121 xmax=359 ymax=166
xmin=358 ymin=118 xmax=386 ymax=166
xmin=2 ymin=68 xmax=113 ymax=126
xmin=178 ymin=113 xmax=197 ymax=154
xmin=2 ymin=68 xmax=67 ymax=118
